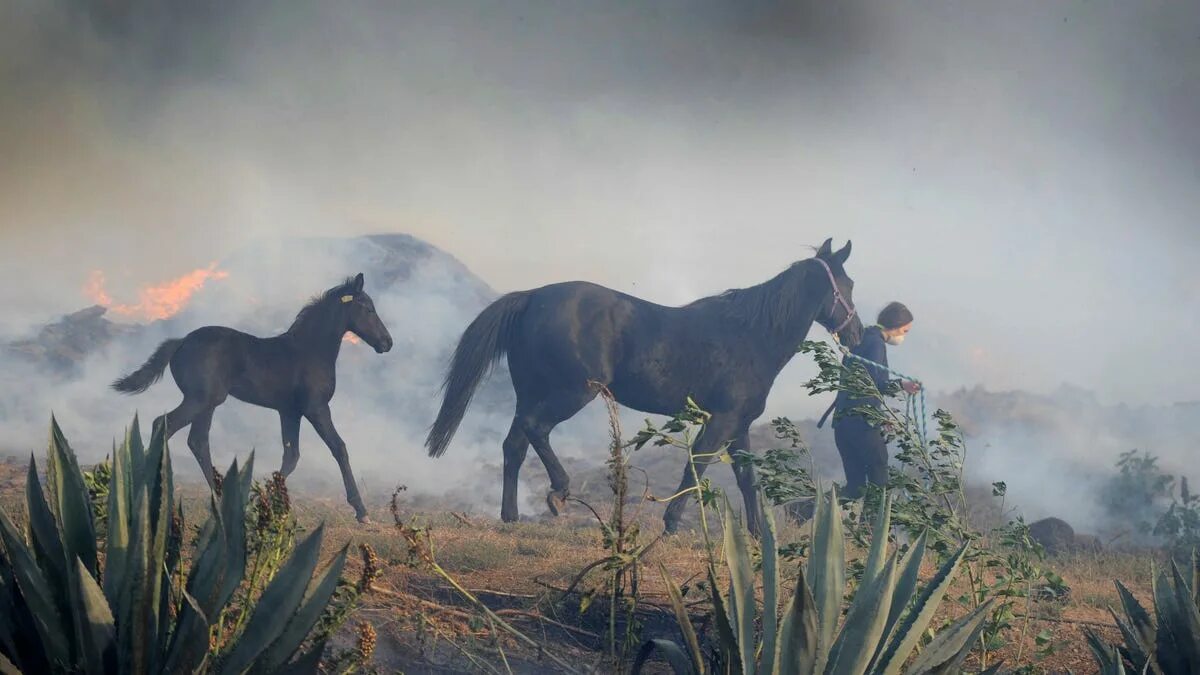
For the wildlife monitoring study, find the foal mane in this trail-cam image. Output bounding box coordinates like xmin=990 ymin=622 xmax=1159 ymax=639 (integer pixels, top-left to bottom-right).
xmin=287 ymin=277 xmax=357 ymax=334
xmin=686 ymin=260 xmax=816 ymax=334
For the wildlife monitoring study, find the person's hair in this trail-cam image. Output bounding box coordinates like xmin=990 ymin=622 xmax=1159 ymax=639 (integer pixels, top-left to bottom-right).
xmin=877 ymin=302 xmax=913 ymax=329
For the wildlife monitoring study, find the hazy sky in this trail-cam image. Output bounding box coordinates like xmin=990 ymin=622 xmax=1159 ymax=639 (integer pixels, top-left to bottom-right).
xmin=2 ymin=0 xmax=1198 ymax=406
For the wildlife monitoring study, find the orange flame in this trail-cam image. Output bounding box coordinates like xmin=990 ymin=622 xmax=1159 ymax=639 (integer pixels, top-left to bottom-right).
xmin=85 ymin=263 xmax=229 ymax=321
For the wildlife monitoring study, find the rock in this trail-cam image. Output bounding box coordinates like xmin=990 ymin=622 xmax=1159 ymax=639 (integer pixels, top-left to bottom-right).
xmin=1028 ymin=517 xmax=1076 ymax=555
xmin=1029 ymin=516 xmax=1103 ymax=555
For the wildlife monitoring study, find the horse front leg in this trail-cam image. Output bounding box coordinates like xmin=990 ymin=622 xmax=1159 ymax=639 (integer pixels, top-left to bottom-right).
xmin=305 ymin=403 xmax=369 ymax=523
xmin=662 ymin=417 xmax=737 ymax=535
xmin=729 ymin=430 xmax=762 ymax=538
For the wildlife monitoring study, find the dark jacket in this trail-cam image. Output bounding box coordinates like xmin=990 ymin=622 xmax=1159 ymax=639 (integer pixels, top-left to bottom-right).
xmin=833 ymin=325 xmax=893 ymax=415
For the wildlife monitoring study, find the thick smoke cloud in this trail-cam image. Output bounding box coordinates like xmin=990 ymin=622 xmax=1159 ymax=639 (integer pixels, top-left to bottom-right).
xmin=1 ymin=1 xmax=1197 ymax=524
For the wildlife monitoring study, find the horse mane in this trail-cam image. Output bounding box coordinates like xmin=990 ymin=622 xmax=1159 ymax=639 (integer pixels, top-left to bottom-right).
xmin=686 ymin=260 xmax=815 ymax=334
xmin=287 ymin=277 xmax=356 ymax=334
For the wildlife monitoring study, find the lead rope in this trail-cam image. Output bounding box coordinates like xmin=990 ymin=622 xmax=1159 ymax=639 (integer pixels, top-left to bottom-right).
xmin=829 ymin=333 xmax=930 ymax=449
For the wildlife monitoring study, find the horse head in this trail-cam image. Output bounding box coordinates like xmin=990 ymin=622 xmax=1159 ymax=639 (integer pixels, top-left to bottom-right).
xmin=813 ymin=238 xmax=864 ymax=347
xmin=342 ymin=273 xmax=394 ymax=354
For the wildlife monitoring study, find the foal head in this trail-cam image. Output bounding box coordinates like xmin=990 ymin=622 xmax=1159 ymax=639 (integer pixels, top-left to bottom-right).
xmin=337 ymin=273 xmax=394 ymax=354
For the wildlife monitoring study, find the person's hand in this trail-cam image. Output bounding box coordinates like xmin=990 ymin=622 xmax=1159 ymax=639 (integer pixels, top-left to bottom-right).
xmin=901 ymin=380 xmax=922 ymax=395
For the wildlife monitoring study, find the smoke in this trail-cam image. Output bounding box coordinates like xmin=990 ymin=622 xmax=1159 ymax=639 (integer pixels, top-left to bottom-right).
xmin=1 ymin=2 xmax=1197 ymax=522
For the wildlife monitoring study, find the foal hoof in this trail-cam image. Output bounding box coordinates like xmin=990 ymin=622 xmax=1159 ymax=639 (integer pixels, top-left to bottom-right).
xmin=356 ymin=514 xmax=372 ymax=525
xmin=546 ymin=490 xmax=569 ymax=516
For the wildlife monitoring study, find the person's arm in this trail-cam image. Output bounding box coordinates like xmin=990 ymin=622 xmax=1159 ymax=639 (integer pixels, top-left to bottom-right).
xmin=857 ymin=335 xmax=892 ymax=395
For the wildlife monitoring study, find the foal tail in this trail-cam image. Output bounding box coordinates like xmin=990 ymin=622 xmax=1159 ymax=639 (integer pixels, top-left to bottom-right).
xmin=426 ymin=292 xmax=530 ymax=458
xmin=111 ymin=339 xmax=184 ymax=394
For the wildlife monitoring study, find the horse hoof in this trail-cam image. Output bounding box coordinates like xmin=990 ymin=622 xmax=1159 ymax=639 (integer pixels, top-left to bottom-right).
xmin=662 ymin=521 xmax=680 ymax=536
xmin=357 ymin=514 xmax=372 ymax=525
xmin=546 ymin=490 xmax=569 ymax=516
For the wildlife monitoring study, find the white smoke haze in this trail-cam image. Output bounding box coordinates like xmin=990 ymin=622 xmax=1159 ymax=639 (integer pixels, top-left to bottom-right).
xmin=1 ymin=1 xmax=1197 ymax=529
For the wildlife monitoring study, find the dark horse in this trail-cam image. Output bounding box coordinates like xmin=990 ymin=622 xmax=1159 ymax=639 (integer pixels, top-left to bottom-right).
xmin=112 ymin=273 xmax=393 ymax=522
xmin=425 ymin=239 xmax=863 ymax=535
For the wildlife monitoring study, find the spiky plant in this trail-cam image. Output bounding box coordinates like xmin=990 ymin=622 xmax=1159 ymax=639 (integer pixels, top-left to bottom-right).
xmin=634 ymin=485 xmax=994 ymax=675
xmin=1087 ymin=552 xmax=1200 ymax=675
xmin=0 ymin=415 xmax=350 ymax=674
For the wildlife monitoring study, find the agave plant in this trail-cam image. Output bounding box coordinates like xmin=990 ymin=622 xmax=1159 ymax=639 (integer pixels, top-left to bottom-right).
xmin=635 ymin=485 xmax=994 ymax=675
xmin=1086 ymin=552 xmax=1200 ymax=675
xmin=0 ymin=416 xmax=349 ymax=674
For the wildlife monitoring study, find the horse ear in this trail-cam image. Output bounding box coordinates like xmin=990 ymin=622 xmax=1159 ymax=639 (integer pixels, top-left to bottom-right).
xmin=352 ymin=273 xmax=365 ymax=292
xmin=833 ymin=240 xmax=852 ymax=265
xmin=817 ymin=238 xmax=833 ymax=257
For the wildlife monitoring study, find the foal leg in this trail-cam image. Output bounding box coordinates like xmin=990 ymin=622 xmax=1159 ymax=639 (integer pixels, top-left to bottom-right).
xmin=500 ymin=420 xmax=530 ymax=523
xmin=279 ymin=411 xmax=302 ymax=477
xmin=186 ymin=408 xmax=218 ymax=489
xmin=305 ymin=403 xmax=369 ymax=523
xmin=154 ymin=397 xmax=208 ymax=480
xmin=663 ymin=416 xmax=737 ymax=535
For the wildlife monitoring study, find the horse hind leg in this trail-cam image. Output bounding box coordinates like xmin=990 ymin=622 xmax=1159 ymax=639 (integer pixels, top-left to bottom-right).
xmin=279 ymin=411 xmax=302 ymax=477
xmin=517 ymin=387 xmax=597 ymax=518
xmin=501 ymin=421 xmax=530 ymax=523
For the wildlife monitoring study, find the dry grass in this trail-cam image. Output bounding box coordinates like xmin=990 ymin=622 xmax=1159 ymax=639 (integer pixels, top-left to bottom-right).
xmin=0 ymin=454 xmax=1166 ymax=673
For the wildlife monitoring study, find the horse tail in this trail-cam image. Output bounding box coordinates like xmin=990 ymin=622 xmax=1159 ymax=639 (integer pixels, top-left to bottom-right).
xmin=111 ymin=339 xmax=184 ymax=394
xmin=426 ymin=292 xmax=530 ymax=458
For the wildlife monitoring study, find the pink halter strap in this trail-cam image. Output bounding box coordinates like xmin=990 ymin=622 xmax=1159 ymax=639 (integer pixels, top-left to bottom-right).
xmin=812 ymin=257 xmax=857 ymax=335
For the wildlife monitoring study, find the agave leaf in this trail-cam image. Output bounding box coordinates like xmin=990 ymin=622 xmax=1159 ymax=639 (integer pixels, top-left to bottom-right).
xmin=274 ymin=638 xmax=326 ymax=675
xmin=707 ymin=562 xmax=743 ymax=675
xmin=0 ymin=553 xmax=28 ymax=671
xmin=1115 ymin=580 xmax=1155 ymax=656
xmin=1108 ymin=609 xmax=1149 ymax=672
xmin=905 ymin=598 xmax=994 ymax=674
xmin=808 ymin=486 xmax=845 ymax=664
xmin=1153 ymin=569 xmax=1185 ymax=674
xmin=1086 ymin=630 xmax=1127 ymax=675
xmin=826 ymin=551 xmax=898 ymax=675
xmin=632 ymin=639 xmax=696 ymax=674
xmin=723 ymin=500 xmax=756 ymax=675
xmin=216 ymin=456 xmax=251 ymax=610
xmin=0 ymin=509 xmax=69 ymax=667
xmin=23 ymin=457 xmax=69 ymax=606
xmin=1167 ymin=560 xmax=1200 ymax=665
xmin=870 ymin=530 xmax=928 ymax=669
xmin=73 ymin=558 xmax=116 ymax=675
xmin=759 ymin=501 xmax=779 ymax=675
xmin=163 ymin=496 xmax=228 ymax=674
xmin=46 ymin=417 xmax=98 ymax=576
xmin=161 ymin=589 xmax=212 ymax=675
xmin=125 ymin=416 xmax=146 ymax=503
xmin=658 ymin=564 xmax=705 ymax=675
xmin=1193 ymin=549 xmax=1199 ymax=611
xmin=219 ymin=522 xmax=328 ymax=675
xmin=143 ymin=418 xmax=167 ymax=518
xmin=774 ymin=565 xmax=819 ymax=675
xmin=860 ymin=493 xmax=893 ymax=591
xmin=149 ymin=443 xmax=175 ymax=660
xmin=123 ymin=487 xmax=153 ymax=675
xmin=104 ymin=430 xmax=133 ymax=612
xmin=875 ymin=541 xmax=970 ymax=675
xmin=253 ymin=544 xmax=351 ymax=674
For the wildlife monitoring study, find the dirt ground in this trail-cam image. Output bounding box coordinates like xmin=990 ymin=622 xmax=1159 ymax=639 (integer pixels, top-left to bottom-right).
xmin=0 ymin=453 xmax=1162 ymax=674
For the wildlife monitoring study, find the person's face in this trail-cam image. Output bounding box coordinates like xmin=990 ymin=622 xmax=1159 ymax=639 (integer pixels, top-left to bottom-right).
xmin=883 ymin=322 xmax=912 ymax=345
